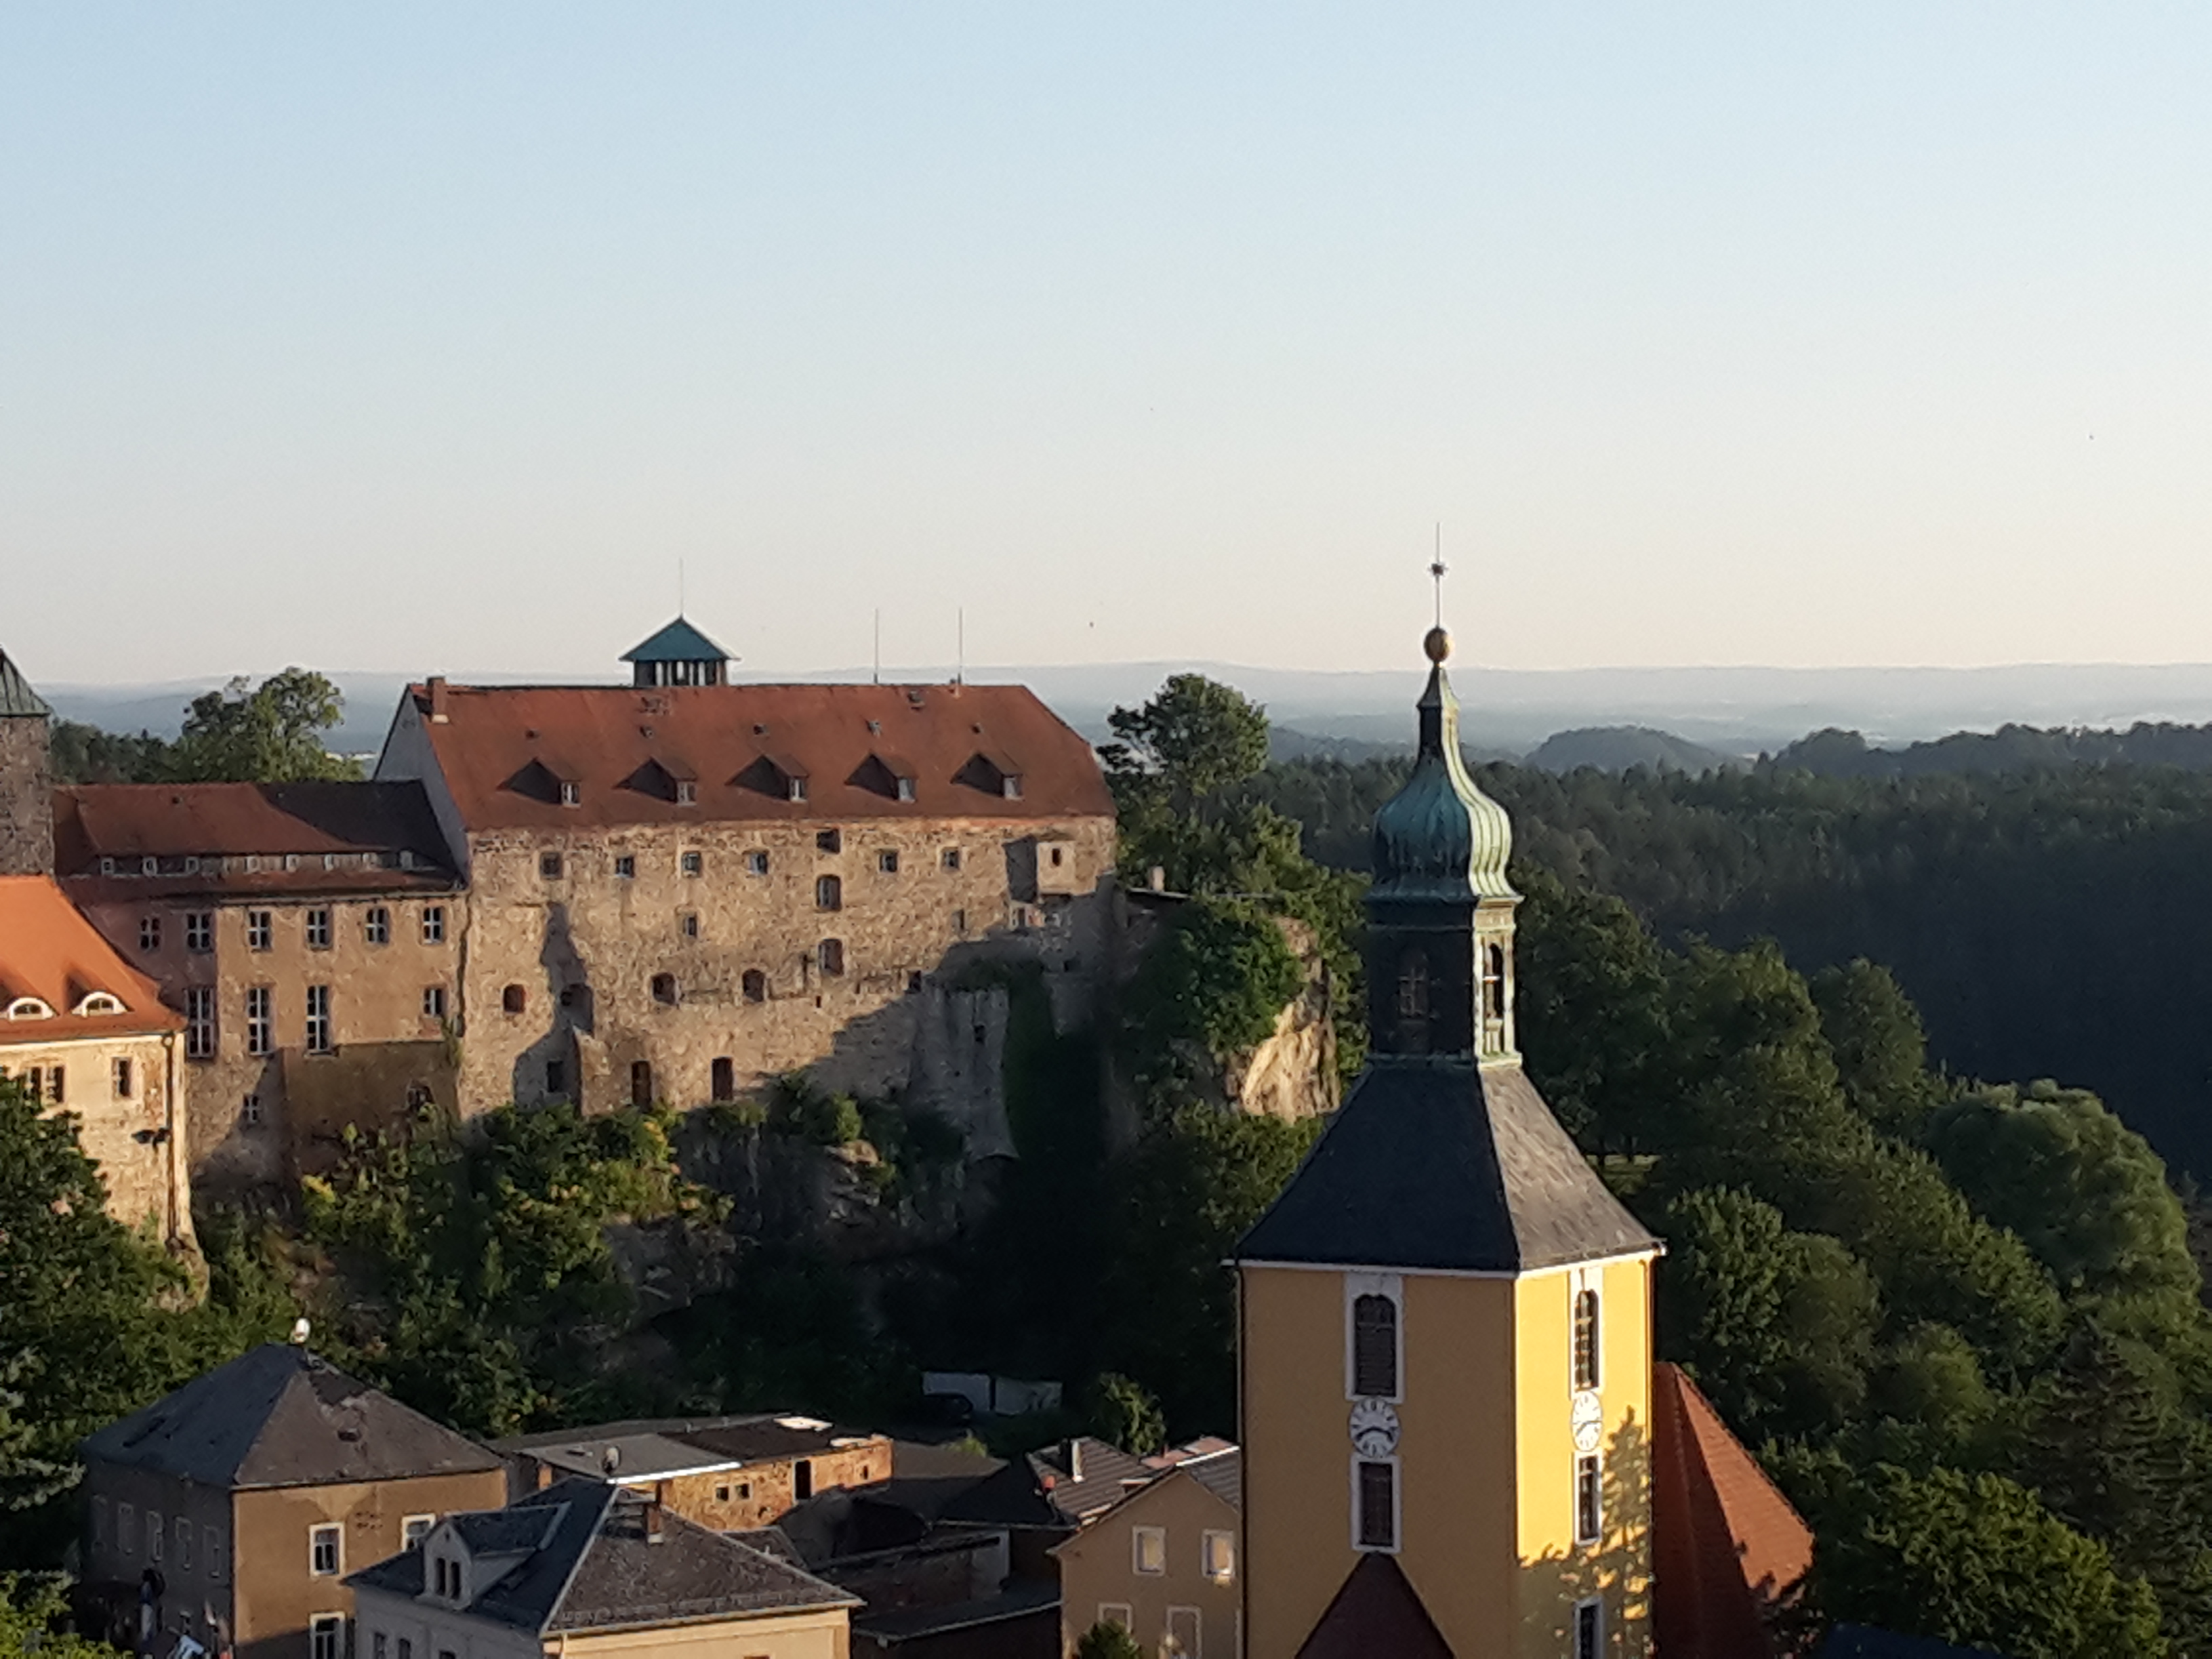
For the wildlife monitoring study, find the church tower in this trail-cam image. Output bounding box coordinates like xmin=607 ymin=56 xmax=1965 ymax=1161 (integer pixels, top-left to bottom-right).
xmin=0 ymin=646 xmax=54 ymax=878
xmin=1237 ymin=625 xmax=1660 ymax=1659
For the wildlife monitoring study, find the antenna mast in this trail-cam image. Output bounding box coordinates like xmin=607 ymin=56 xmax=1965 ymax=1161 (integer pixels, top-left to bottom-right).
xmin=873 ymin=609 xmax=881 ymax=685
xmin=956 ymin=608 xmax=964 ymax=687
xmin=1430 ymin=524 xmax=1447 ymax=626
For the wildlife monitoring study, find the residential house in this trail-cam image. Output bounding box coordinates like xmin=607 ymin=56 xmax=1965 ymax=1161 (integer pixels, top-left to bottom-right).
xmin=0 ymin=872 xmax=192 ymax=1245
xmin=346 ymin=1477 xmax=859 ymax=1659
xmin=371 ymin=621 xmax=1117 ymax=1130
xmin=939 ymin=1438 xmax=1154 ymax=1583
xmin=54 ymin=781 xmax=466 ymax=1192
xmin=498 ymin=1414 xmax=893 ymax=1534
xmin=1052 ymin=1446 xmax=1241 ymax=1658
xmin=78 ymin=1343 xmax=509 ymax=1659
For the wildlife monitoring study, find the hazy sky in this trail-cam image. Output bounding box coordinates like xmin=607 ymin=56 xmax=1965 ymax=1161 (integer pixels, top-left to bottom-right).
xmin=5 ymin=5 xmax=2209 ymax=684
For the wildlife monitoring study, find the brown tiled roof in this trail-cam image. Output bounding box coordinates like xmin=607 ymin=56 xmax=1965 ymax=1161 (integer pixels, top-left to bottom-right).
xmin=398 ymin=681 xmax=1114 ymax=831
xmin=53 ymin=782 xmax=458 ymax=899
xmin=1653 ymin=1362 xmax=1814 ymax=1659
xmin=0 ymin=876 xmax=180 ymax=1040
xmin=1295 ymin=1552 xmax=1454 ymax=1658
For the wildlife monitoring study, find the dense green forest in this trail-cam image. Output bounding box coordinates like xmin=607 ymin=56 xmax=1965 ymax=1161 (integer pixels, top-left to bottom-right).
xmin=1248 ymin=751 xmax=2212 ymax=1180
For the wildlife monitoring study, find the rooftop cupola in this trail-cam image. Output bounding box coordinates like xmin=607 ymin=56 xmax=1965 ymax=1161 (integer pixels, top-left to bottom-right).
xmin=1365 ymin=626 xmax=1521 ymax=1063
xmin=621 ymin=618 xmax=734 ymax=689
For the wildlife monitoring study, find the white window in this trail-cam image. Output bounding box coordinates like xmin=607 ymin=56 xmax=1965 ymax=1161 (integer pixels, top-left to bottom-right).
xmin=309 ymin=1522 xmax=342 ymax=1576
xmin=1202 ymin=1528 xmax=1235 ymax=1582
xmin=1354 ymin=1458 xmax=1397 ymax=1552
xmin=184 ymin=912 xmax=213 ymax=954
xmin=680 ymin=851 xmax=703 ymax=877
xmin=744 ymin=851 xmax=769 ymax=876
xmin=1097 ymin=1603 xmax=1132 ymax=1635
xmin=558 ymin=782 xmax=580 ymax=807
xmin=186 ymin=988 xmax=216 ymax=1059
xmin=310 ymin=1614 xmax=344 ymax=1659
xmin=139 ymin=916 xmax=161 ymax=952
xmin=1575 ymin=1453 xmax=1603 ymax=1545
xmin=1131 ymin=1525 xmax=1166 ymax=1575
xmin=246 ymin=910 xmax=272 ymax=951
xmin=402 ymin=1515 xmax=434 ymax=1549
xmin=247 ymin=986 xmax=272 ymax=1057
xmin=100 ymin=857 xmax=116 ymax=876
xmin=305 ymin=986 xmax=333 ymax=1055
xmin=364 ymin=907 xmax=390 ymax=946
xmin=305 ymin=908 xmax=331 ymax=950
xmin=1166 ymin=1607 xmax=1201 ymax=1656
xmin=1346 ymin=1273 xmax=1404 ymax=1401
xmin=45 ymin=1065 xmax=63 ymax=1105
xmin=1575 ymin=1597 xmax=1604 ymax=1659
xmin=111 ymin=1057 xmax=134 ymax=1099
xmin=421 ymin=906 xmax=445 ymax=945
xmin=422 ymin=986 xmax=447 ymax=1020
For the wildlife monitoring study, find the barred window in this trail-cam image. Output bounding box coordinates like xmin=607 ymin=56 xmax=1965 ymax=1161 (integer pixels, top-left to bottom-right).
xmin=184 ymin=912 xmax=213 ymax=954
xmin=247 ymin=910 xmax=272 ymax=951
xmin=247 ymin=986 xmax=272 ymax=1057
xmin=421 ymin=905 xmax=446 ymax=944
xmin=364 ymin=906 xmax=390 ymax=946
xmin=305 ymin=986 xmax=333 ymax=1055
xmin=186 ymin=987 xmax=217 ymax=1059
xmin=305 ymin=907 xmax=331 ymax=950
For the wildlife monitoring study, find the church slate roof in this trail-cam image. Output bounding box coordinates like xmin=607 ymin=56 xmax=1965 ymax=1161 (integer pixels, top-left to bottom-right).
xmin=1236 ymin=1058 xmax=1658 ymax=1274
xmin=0 ymin=650 xmax=51 ymax=718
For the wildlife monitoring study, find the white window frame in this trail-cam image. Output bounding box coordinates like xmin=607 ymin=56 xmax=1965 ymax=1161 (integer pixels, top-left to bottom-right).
xmin=1344 ymin=1271 xmax=1404 ymax=1402
xmin=1571 ymin=1266 xmax=1603 ymax=1394
xmin=305 ymin=985 xmax=333 ymax=1055
xmin=147 ymin=1509 xmax=163 ymax=1561
xmin=364 ymin=906 xmax=390 ymax=946
xmin=744 ymin=850 xmax=769 ymax=876
xmin=309 ymin=1614 xmax=345 ymax=1659
xmin=246 ymin=985 xmax=272 ymax=1057
xmin=1097 ymin=1603 xmax=1133 ymax=1635
xmin=1130 ymin=1524 xmax=1166 ymax=1576
xmin=402 ymin=1513 xmax=435 ymax=1549
xmin=1351 ymin=1455 xmax=1400 ymax=1554
xmin=421 ymin=905 xmax=445 ymax=945
xmin=422 ymin=986 xmax=447 ymax=1021
xmin=1202 ymin=1528 xmax=1235 ymax=1582
xmin=1574 ymin=1595 xmax=1605 ymax=1659
xmin=185 ymin=987 xmax=216 ymax=1059
xmin=309 ymin=1522 xmax=342 ymax=1576
xmin=246 ymin=910 xmax=272 ymax=951
xmin=1166 ymin=1605 xmax=1202 ymax=1655
xmin=305 ymin=907 xmax=331 ymax=950
xmin=184 ymin=912 xmax=213 ymax=954
xmin=1574 ymin=1452 xmax=1603 ymax=1547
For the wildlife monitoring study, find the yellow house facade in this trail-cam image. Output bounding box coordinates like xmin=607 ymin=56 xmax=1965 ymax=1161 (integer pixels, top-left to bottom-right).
xmin=1052 ymin=1451 xmax=1243 ymax=1657
xmin=1237 ymin=628 xmax=1660 ymax=1659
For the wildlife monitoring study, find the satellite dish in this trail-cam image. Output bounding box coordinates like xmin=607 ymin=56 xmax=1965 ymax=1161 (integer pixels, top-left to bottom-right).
xmin=291 ymin=1317 xmax=312 ymax=1347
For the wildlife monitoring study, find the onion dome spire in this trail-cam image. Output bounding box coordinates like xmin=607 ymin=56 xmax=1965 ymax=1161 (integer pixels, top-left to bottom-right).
xmin=1370 ymin=627 xmax=1517 ymax=903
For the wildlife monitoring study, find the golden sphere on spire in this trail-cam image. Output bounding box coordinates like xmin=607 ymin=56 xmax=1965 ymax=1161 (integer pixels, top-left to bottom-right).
xmin=1423 ymin=626 xmax=1452 ymax=663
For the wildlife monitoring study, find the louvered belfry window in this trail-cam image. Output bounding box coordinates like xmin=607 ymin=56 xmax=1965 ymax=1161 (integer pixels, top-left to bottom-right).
xmin=1574 ymin=1289 xmax=1602 ymax=1391
xmin=1353 ymin=1294 xmax=1397 ymax=1398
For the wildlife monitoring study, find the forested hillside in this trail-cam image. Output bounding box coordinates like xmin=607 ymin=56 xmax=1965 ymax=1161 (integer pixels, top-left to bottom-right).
xmin=1247 ymin=754 xmax=2212 ymax=1178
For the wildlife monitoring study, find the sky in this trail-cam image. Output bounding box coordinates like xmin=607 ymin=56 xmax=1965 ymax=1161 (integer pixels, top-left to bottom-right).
xmin=5 ymin=5 xmax=2210 ymax=684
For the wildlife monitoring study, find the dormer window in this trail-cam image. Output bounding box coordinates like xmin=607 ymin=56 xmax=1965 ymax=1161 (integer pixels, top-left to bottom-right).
xmin=676 ymin=780 xmax=697 ymax=805
xmin=5 ymin=997 xmax=54 ymax=1020
xmin=958 ymin=750 xmax=1024 ymax=800
xmin=73 ymin=992 xmax=124 ymax=1017
xmin=99 ymin=857 xmax=115 ymax=876
xmin=560 ymin=782 xmax=581 ymax=807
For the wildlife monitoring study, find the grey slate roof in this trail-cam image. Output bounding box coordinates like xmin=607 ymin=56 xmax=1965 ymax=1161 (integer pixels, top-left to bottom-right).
xmin=621 ymin=617 xmax=733 ymax=664
xmin=1183 ymin=1449 xmax=1243 ymax=1512
xmin=1237 ymin=1058 xmax=1658 ymax=1273
xmin=939 ymin=1437 xmax=1152 ymax=1529
xmin=0 ymin=651 xmax=51 ymax=718
xmin=80 ymin=1344 xmax=504 ymax=1490
xmin=348 ymin=1478 xmax=857 ymax=1636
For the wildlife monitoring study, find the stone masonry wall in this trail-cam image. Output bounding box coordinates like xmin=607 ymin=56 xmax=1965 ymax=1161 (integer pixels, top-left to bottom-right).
xmin=455 ymin=814 xmax=1117 ymax=1127
xmin=0 ymin=1030 xmax=187 ymax=1241
xmin=0 ymin=718 xmax=52 ymax=877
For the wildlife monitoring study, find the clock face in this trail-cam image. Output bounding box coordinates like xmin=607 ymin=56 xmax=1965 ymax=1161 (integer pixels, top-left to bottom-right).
xmin=1572 ymin=1390 xmax=1603 ymax=1452
xmin=1349 ymin=1397 xmax=1401 ymax=1458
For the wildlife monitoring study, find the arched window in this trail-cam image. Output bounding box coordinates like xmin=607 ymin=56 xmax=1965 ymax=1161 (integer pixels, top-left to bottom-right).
xmin=1482 ymin=941 xmax=1507 ymax=1025
xmin=711 ymin=1057 xmax=735 ymax=1103
xmin=818 ymin=939 xmax=845 ymax=977
xmin=651 ymin=973 xmax=679 ymax=1006
xmin=501 ymin=984 xmax=526 ymax=1015
xmin=1352 ymin=1294 xmax=1398 ymax=1399
xmin=1573 ymin=1288 xmax=1601 ymax=1391
xmin=741 ymin=969 xmax=766 ymax=1004
xmin=1395 ymin=949 xmax=1430 ymax=1053
xmin=630 ymin=1061 xmax=653 ymax=1109
xmin=816 ymin=874 xmax=842 ymax=912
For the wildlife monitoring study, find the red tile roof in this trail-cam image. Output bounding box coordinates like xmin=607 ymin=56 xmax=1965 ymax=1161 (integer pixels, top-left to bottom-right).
xmin=1295 ymin=1552 xmax=1454 ymax=1659
xmin=53 ymin=782 xmax=459 ymax=899
xmin=0 ymin=876 xmax=182 ymax=1040
xmin=399 ymin=680 xmax=1115 ymax=832
xmin=1654 ymin=1361 xmax=1814 ymax=1659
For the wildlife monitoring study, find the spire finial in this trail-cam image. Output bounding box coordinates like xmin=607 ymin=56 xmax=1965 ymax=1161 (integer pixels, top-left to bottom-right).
xmin=1426 ymin=529 xmax=1451 ymax=663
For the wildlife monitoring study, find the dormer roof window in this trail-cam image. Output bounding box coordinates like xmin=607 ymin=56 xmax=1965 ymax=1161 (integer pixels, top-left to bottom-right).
xmin=849 ymin=754 xmax=919 ymax=804
xmin=958 ymin=749 xmax=1024 ymax=800
xmin=72 ymin=991 xmax=125 ymax=1016
xmin=5 ymin=997 xmax=54 ymax=1020
xmin=737 ymin=754 xmax=810 ymax=804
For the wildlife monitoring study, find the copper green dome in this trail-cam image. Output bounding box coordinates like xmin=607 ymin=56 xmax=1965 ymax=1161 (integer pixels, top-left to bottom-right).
xmin=1370 ymin=642 xmax=1516 ymax=903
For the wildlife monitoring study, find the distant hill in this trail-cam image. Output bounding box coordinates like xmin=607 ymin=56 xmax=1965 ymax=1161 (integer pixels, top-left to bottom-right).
xmin=1523 ymin=726 xmax=1739 ymax=775
xmin=1774 ymin=722 xmax=2212 ymax=777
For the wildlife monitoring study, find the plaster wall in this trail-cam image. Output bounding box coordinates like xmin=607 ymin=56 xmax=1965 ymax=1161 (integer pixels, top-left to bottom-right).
xmin=515 ymin=1442 xmax=890 ymax=1534
xmin=0 ymin=1029 xmax=184 ymax=1238
xmin=1055 ymin=1472 xmax=1241 ymax=1658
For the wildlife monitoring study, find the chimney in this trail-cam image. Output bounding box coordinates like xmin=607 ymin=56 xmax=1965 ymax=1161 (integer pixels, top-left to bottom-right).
xmin=1067 ymin=1439 xmax=1084 ymax=1482
xmin=427 ymin=677 xmax=450 ymax=723
xmin=600 ymin=1445 xmax=621 ymax=1477
xmin=642 ymin=1498 xmax=665 ymax=1544
xmin=1147 ymin=866 xmax=1166 ymax=893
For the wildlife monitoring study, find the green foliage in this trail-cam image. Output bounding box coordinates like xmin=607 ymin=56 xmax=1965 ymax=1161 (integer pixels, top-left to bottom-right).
xmin=1075 ymin=1619 xmax=1146 ymax=1659
xmin=1927 ymin=1082 xmax=2199 ymax=1304
xmin=168 ymin=668 xmax=361 ymax=782
xmin=1101 ymin=673 xmax=1271 ymax=818
xmin=1810 ymin=1465 xmax=2167 ymax=1659
xmin=301 ymin=1098 xmax=722 ymax=1435
xmin=1121 ymin=897 xmax=1306 ymax=1115
xmin=45 ymin=719 xmax=172 ymax=784
xmin=0 ymin=1574 xmax=114 ymax=1658
xmin=1087 ymin=1372 xmax=1166 ymax=1457
xmin=1811 ymin=959 xmax=1943 ymax=1135
xmin=766 ymin=1075 xmax=865 ymax=1147
xmin=662 ymin=1248 xmax=916 ymax=1425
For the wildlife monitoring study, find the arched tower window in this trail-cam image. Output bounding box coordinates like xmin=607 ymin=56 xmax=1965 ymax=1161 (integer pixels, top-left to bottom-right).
xmin=1573 ymin=1288 xmax=1601 ymax=1391
xmin=1395 ymin=949 xmax=1430 ymax=1054
xmin=1352 ymin=1294 xmax=1398 ymax=1399
xmin=1480 ymin=939 xmax=1508 ymax=1050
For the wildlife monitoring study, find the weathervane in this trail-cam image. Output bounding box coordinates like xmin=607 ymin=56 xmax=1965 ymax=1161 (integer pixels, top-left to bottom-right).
xmin=1427 ymin=525 xmax=1452 ymax=663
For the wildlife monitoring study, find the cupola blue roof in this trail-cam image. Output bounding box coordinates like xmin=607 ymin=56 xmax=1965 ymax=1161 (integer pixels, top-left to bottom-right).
xmin=1370 ymin=633 xmax=1515 ymax=903
xmin=621 ymin=618 xmax=733 ymax=665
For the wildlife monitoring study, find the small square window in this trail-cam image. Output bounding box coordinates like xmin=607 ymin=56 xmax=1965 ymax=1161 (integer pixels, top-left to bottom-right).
xmin=817 ymin=828 xmax=842 ymax=855
xmin=423 ymin=986 xmax=447 ymax=1020
xmin=558 ymin=782 xmax=581 ymax=808
xmin=246 ymin=910 xmax=272 ymax=951
xmin=744 ymin=850 xmax=769 ymax=876
xmin=305 ymin=907 xmax=331 ymax=950
xmin=100 ymin=856 xmax=116 ymax=876
xmin=676 ymin=781 xmax=697 ymax=805
xmin=139 ymin=916 xmax=161 ymax=953
xmin=403 ymin=1515 xmax=435 ymax=1548
xmin=540 ymin=852 xmax=565 ymax=880
xmin=652 ymin=972 xmax=680 ymax=1006
xmin=241 ymin=1094 xmax=262 ymax=1126
xmin=942 ymin=848 xmax=962 ymax=871
xmin=310 ymin=1523 xmax=342 ymax=1576
xmin=421 ymin=905 xmax=446 ymax=945
xmin=615 ymin=855 xmax=636 ymax=879
xmin=184 ymin=912 xmax=213 ymax=954
xmin=364 ymin=906 xmax=390 ymax=946
xmin=1132 ymin=1525 xmax=1166 ymax=1575
xmin=681 ymin=912 xmax=700 ymax=940
xmin=680 ymin=851 xmax=704 ymax=877
xmin=112 ymin=1057 xmax=134 ymax=1099
xmin=715 ymin=1483 xmax=731 ymax=1502
xmin=878 ymin=850 xmax=900 ymax=874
